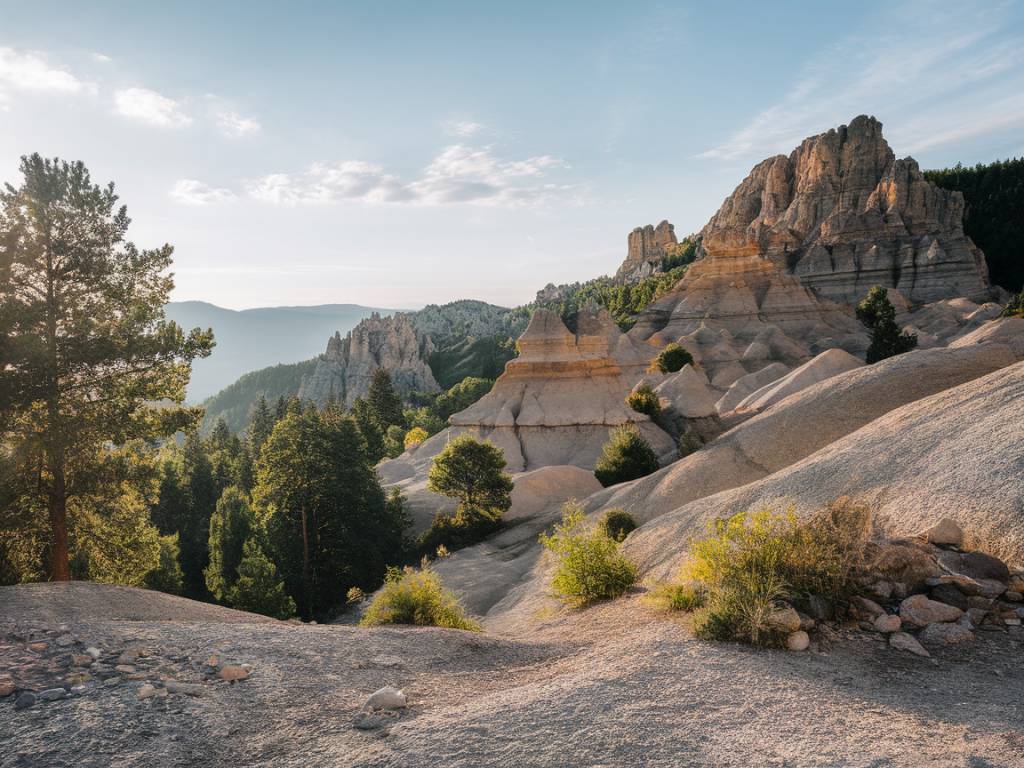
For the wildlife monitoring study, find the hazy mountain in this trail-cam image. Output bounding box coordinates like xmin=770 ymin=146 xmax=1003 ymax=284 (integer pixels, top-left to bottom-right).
xmin=165 ymin=301 xmax=399 ymax=402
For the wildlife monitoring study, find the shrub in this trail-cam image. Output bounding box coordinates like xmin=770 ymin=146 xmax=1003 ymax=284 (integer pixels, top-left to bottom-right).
xmin=647 ymin=581 xmax=706 ymax=612
xmin=540 ymin=502 xmax=637 ymax=606
xmin=856 ymin=286 xmax=918 ymax=363
xmin=652 ymin=343 xmax=694 ymax=374
xmin=404 ymin=426 xmax=429 ymax=450
xmin=226 ymin=539 xmax=297 ymax=619
xmin=627 ymin=384 xmax=661 ymax=417
xmin=359 ymin=563 xmax=480 ymax=631
xmin=672 ymin=500 xmax=873 ymax=646
xmin=677 ymin=431 xmax=702 ymax=458
xmin=1000 ymin=289 xmax=1024 ymax=318
xmin=600 ymin=509 xmax=637 ymax=542
xmin=593 ymin=425 xmax=660 ymax=487
xmin=428 ymin=435 xmax=514 ymax=512
xmin=418 ymin=504 xmax=502 ymax=554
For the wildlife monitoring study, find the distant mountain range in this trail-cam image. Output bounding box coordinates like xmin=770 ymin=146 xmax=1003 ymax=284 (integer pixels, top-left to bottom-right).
xmin=164 ymin=302 xmax=400 ymax=402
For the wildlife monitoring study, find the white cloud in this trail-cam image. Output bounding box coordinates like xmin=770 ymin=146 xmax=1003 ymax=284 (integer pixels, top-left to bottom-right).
xmin=216 ymin=109 xmax=262 ymax=138
xmin=443 ymin=120 xmax=483 ymax=138
xmin=247 ymin=145 xmax=572 ymax=208
xmin=91 ymin=52 xmax=113 ymax=63
xmin=0 ymin=47 xmax=94 ymax=94
xmin=114 ymin=87 xmax=192 ymax=128
xmin=698 ymin=2 xmax=1024 ymax=162
xmin=170 ymin=179 xmax=236 ymax=205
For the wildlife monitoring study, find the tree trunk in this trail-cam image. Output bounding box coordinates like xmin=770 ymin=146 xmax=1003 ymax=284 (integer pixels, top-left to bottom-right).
xmin=47 ymin=459 xmax=71 ymax=581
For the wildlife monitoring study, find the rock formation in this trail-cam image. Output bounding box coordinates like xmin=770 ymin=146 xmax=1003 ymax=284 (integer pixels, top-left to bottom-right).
xmin=299 ymin=312 xmax=439 ymax=406
xmin=615 ymin=220 xmax=678 ymax=283
xmin=447 ymin=308 xmax=676 ymax=470
xmin=699 ymin=115 xmax=992 ymax=305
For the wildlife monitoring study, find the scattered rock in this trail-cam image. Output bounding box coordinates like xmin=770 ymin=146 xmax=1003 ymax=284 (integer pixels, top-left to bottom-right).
xmin=165 ymin=681 xmax=205 ymax=697
xmin=218 ymin=665 xmax=249 ymax=682
xmin=873 ymin=614 xmax=902 ymax=634
xmin=103 ymin=677 xmax=121 ymax=688
xmin=205 ymin=654 xmax=220 ymax=668
xmin=14 ymin=692 xmax=37 ymax=710
xmin=921 ymin=518 xmax=963 ymax=547
xmin=85 ymin=647 xmax=101 ymax=660
xmin=867 ymin=581 xmax=893 ymax=600
xmin=0 ymin=679 xmax=14 ymax=697
xmin=766 ymin=606 xmax=802 ymax=634
xmin=28 ymin=641 xmax=47 ymax=652
xmin=899 ymin=594 xmax=964 ymax=627
xmin=920 ymin=622 xmax=975 ymax=647
xmin=115 ymin=664 xmax=136 ymax=674
xmin=55 ymin=634 xmax=76 ymax=647
xmin=889 ymin=632 xmax=930 ymax=658
xmin=353 ymin=710 xmax=394 ymax=731
xmin=70 ymin=653 xmax=94 ymax=667
xmin=39 ymin=688 xmax=67 ymax=702
xmin=1009 ymin=574 xmax=1024 ymax=593
xmin=849 ymin=596 xmax=885 ymax=620
xmin=787 ymin=631 xmax=810 ymax=651
xmin=1005 ymin=591 xmax=1022 ymax=603
xmin=870 ymin=542 xmax=941 ymax=592
xmin=940 ymin=551 xmax=1011 ymax=583
xmin=137 ymin=684 xmax=158 ymax=700
xmin=365 ymin=686 xmax=407 ymax=710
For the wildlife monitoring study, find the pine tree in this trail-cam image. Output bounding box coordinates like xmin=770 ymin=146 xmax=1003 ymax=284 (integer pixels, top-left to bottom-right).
xmin=248 ymin=395 xmax=274 ymax=458
xmin=856 ymin=286 xmax=918 ymax=364
xmin=0 ymin=154 xmax=213 ymax=579
xmin=367 ymin=368 xmax=405 ymax=430
xmin=204 ymin=486 xmax=255 ymax=601
xmin=226 ymin=539 xmax=296 ymax=619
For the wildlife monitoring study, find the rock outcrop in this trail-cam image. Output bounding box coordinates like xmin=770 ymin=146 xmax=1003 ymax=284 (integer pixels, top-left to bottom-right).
xmin=299 ymin=312 xmax=439 ymax=406
xmin=615 ymin=220 xmax=677 ymax=283
xmin=699 ymin=115 xmax=992 ymax=305
xmin=447 ymin=308 xmax=676 ymax=470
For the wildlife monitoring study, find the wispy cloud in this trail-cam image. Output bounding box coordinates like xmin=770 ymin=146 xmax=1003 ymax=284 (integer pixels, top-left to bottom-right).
xmin=170 ymin=179 xmax=236 ymax=205
xmin=216 ymin=108 xmax=262 ymax=138
xmin=699 ymin=1 xmax=1024 ymax=162
xmin=443 ymin=120 xmax=483 ymax=138
xmin=0 ymin=47 xmax=95 ymax=107
xmin=114 ymin=87 xmax=192 ymax=128
xmin=91 ymin=52 xmax=113 ymax=64
xmin=247 ymin=144 xmax=572 ymax=207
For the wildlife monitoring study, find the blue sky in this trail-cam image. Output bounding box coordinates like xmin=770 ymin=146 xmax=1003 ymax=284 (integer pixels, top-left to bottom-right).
xmin=2 ymin=0 xmax=1022 ymax=309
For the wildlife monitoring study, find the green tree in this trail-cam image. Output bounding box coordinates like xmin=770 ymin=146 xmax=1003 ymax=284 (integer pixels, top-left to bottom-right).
xmin=248 ymin=394 xmax=275 ymax=458
xmin=367 ymin=367 xmax=405 ymax=430
xmin=593 ymin=425 xmax=660 ymax=487
xmin=856 ymin=286 xmax=918 ymax=364
xmin=652 ymin=343 xmax=694 ymax=374
xmin=0 ymin=155 xmax=213 ymax=580
xmin=145 ymin=533 xmax=185 ymax=595
xmin=427 ymin=435 xmax=513 ymax=513
xmin=253 ymin=408 xmax=408 ymax=619
xmin=226 ymin=538 xmax=296 ymax=619
xmin=204 ymin=486 xmax=255 ymax=601
xmin=626 ymin=383 xmax=661 ymax=417
xmin=350 ymin=396 xmax=386 ymax=463
xmin=431 ymin=377 xmax=494 ymax=423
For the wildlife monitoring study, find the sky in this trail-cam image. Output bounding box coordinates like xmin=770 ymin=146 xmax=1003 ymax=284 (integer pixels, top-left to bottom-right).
xmin=1 ymin=0 xmax=1023 ymax=310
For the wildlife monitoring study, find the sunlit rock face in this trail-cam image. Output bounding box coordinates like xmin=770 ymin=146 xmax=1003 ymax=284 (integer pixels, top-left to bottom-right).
xmin=299 ymin=312 xmax=439 ymax=406
xmin=699 ymin=115 xmax=992 ymax=305
xmin=615 ymin=220 xmax=678 ymax=283
xmin=449 ymin=308 xmax=676 ymax=471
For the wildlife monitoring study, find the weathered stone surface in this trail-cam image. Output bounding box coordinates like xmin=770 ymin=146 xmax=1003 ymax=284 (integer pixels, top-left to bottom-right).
xmin=899 ymin=594 xmax=964 ymax=627
xmin=698 ymin=115 xmax=992 ymax=305
xmin=732 ymin=348 xmax=863 ymax=413
xmin=299 ymin=312 xmax=439 ymax=407
xmin=651 ymin=365 xmax=719 ymax=418
xmin=616 ymin=220 xmax=678 ymax=283
xmin=715 ymin=362 xmax=790 ymax=414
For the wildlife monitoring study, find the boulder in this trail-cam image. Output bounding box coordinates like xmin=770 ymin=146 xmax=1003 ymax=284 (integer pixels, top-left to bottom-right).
xmin=899 ymin=594 xmax=964 ymax=627
xmin=919 ymin=622 xmax=975 ymax=647
xmin=786 ymin=631 xmax=810 ymax=651
xmin=872 ymin=614 xmax=902 ymax=634
xmin=766 ymin=606 xmax=802 ymax=634
xmin=929 ymin=584 xmax=969 ymax=611
xmin=652 ymin=365 xmax=719 ymax=418
xmin=848 ymin=596 xmax=885 ymax=620
xmin=941 ymin=551 xmax=1011 ymax=583
xmin=365 ymin=686 xmax=407 ymax=710
xmin=920 ymin=518 xmax=964 ymax=548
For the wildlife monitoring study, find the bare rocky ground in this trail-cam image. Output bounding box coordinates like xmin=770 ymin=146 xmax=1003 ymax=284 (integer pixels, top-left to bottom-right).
xmin=2 ymin=582 xmax=1023 ymax=767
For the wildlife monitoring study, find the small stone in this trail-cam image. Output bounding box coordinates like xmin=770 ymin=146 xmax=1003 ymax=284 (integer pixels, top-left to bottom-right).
xmin=0 ymin=679 xmax=14 ymax=697
xmin=69 ymin=685 xmax=86 ymax=696
xmin=868 ymin=581 xmax=893 ymax=600
xmin=849 ymin=596 xmax=885 ymax=620
xmin=55 ymin=634 xmax=76 ymax=647
xmin=899 ymin=594 xmax=964 ymax=627
xmin=39 ymin=687 xmax=67 ymax=702
xmin=205 ymin=654 xmax=220 ymax=668
xmin=28 ymin=641 xmax=47 ymax=652
xmin=873 ymin=614 xmax=902 ymax=634
xmin=218 ymin=665 xmax=249 ymax=682
xmin=921 ymin=518 xmax=963 ymax=547
xmin=85 ymin=647 xmax=102 ymax=659
xmin=1008 ymin=575 xmax=1024 ymax=593
xmin=889 ymin=632 xmax=930 ymax=658
xmin=103 ymin=677 xmax=121 ymax=688
xmin=66 ymin=672 xmax=90 ymax=686
xmin=920 ymin=622 xmax=975 ymax=646
xmin=137 ymin=684 xmax=157 ymax=700
xmin=115 ymin=664 xmax=136 ymax=674
xmin=365 ymin=686 xmax=407 ymax=710
xmin=70 ymin=654 xmax=94 ymax=667
xmin=14 ymin=692 xmax=37 ymax=710
xmin=1003 ymin=590 xmax=1022 ymax=603
xmin=766 ymin=606 xmax=802 ymax=634
xmin=786 ymin=630 xmax=810 ymax=651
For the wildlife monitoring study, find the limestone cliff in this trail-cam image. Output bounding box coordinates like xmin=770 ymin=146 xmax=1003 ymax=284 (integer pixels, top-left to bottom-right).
xmin=615 ymin=220 xmax=678 ymax=283
xmin=699 ymin=115 xmax=992 ymax=305
xmin=299 ymin=312 xmax=439 ymax=406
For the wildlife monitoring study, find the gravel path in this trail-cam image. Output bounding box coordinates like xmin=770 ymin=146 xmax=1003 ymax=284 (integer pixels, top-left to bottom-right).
xmin=2 ymin=583 xmax=1022 ymax=767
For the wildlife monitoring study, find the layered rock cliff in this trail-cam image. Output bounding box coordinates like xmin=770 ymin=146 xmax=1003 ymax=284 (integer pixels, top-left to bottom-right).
xmin=699 ymin=115 xmax=992 ymax=305
xmin=299 ymin=312 xmax=439 ymax=406
xmin=615 ymin=220 xmax=678 ymax=283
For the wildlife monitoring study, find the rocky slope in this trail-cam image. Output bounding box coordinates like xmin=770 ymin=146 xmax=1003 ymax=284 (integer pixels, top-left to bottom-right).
xmin=698 ymin=115 xmax=992 ymax=305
